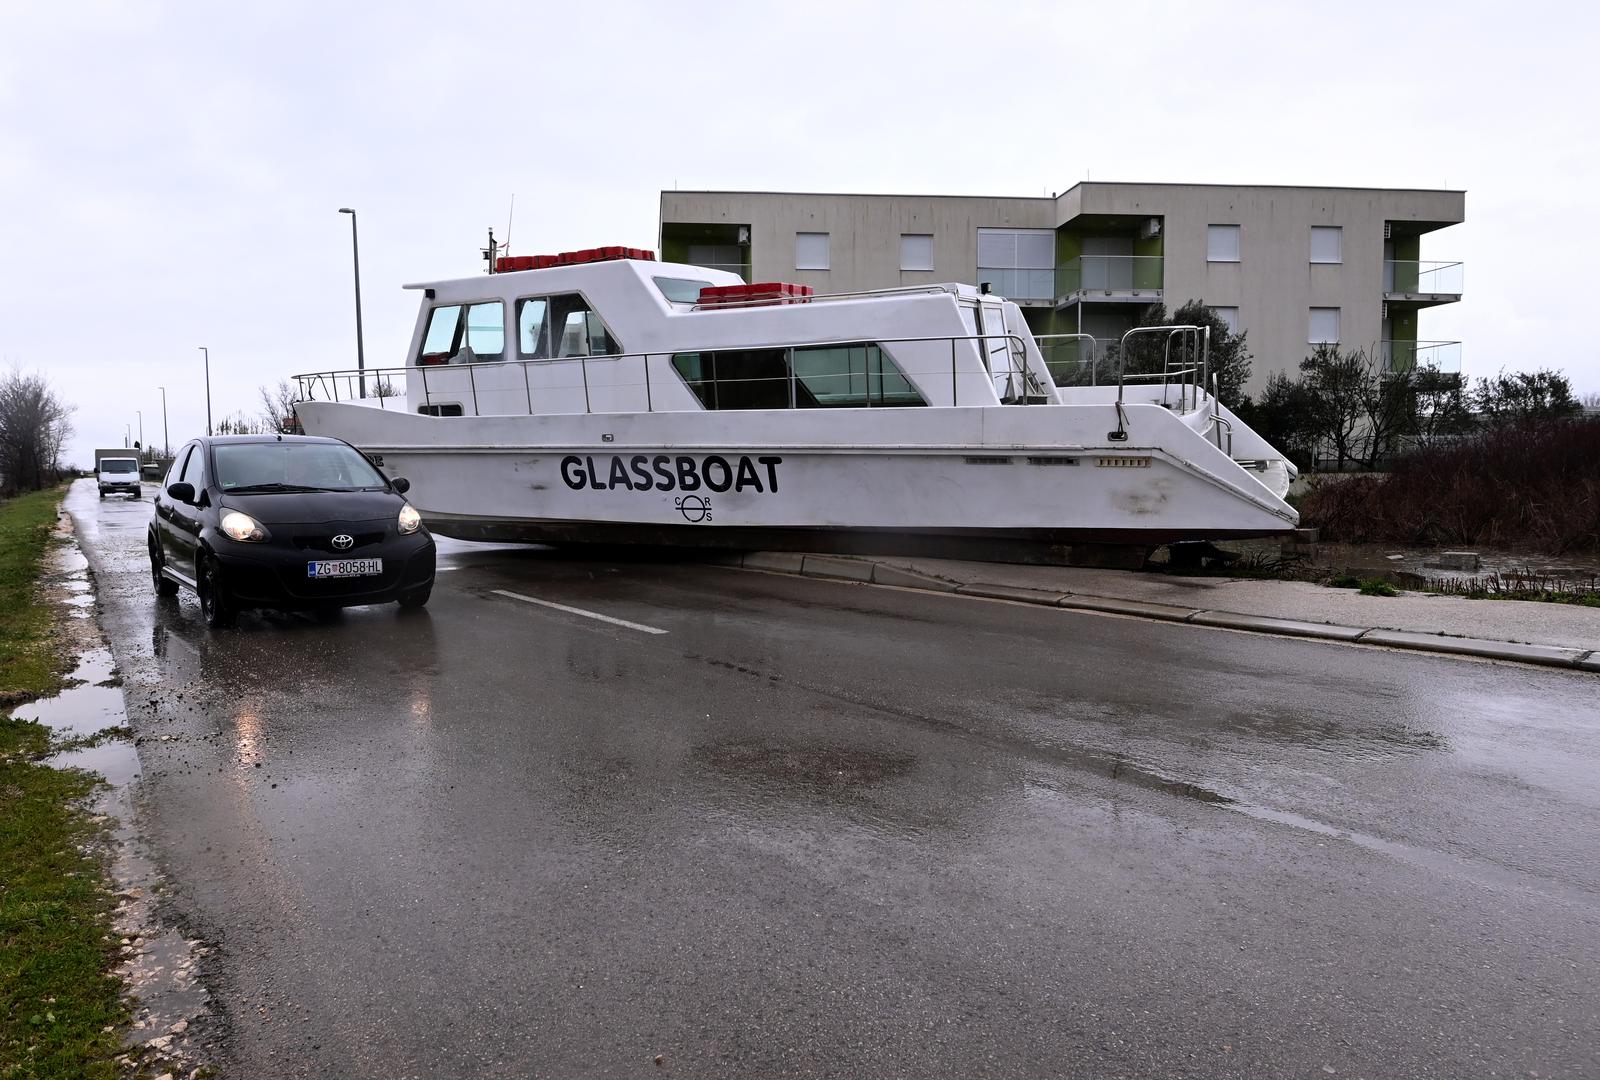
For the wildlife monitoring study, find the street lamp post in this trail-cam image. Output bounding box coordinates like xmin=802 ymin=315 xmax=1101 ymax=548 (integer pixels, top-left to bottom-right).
xmin=158 ymin=386 xmax=169 ymax=457
xmin=338 ymin=208 xmax=367 ymax=398
xmin=198 ymin=347 xmax=212 ymax=436
xmin=136 ymin=410 xmax=143 ymax=454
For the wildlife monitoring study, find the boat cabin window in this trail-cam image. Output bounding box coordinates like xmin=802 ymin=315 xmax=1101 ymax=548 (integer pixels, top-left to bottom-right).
xmin=653 ymin=277 xmax=712 ymax=303
xmin=671 ymin=343 xmax=925 ymax=410
xmin=417 ymin=301 xmax=505 ymax=365
xmin=517 ymin=293 xmax=622 ymax=359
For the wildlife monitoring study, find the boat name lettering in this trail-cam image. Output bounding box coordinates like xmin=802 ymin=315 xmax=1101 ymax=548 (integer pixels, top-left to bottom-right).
xmin=560 ymin=454 xmax=783 ymax=494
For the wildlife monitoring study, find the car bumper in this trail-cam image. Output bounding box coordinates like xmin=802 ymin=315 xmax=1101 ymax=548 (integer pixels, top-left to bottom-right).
xmin=100 ymin=482 xmax=140 ymax=493
xmin=212 ymin=533 xmax=436 ymax=610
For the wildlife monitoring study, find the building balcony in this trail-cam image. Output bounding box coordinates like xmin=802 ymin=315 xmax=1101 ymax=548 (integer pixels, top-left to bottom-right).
xmin=1383 ymin=260 xmax=1463 ymax=307
xmin=1381 ymin=339 xmax=1462 ymax=374
xmin=1054 ymin=256 xmax=1164 ymax=308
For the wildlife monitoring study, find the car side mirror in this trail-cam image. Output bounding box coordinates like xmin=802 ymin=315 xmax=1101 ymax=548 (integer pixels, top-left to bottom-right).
xmin=166 ymin=482 xmax=196 ymax=504
xmin=390 ymin=477 xmax=410 ymax=494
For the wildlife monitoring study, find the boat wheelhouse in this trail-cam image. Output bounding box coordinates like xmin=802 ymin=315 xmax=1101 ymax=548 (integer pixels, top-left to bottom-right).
xmin=293 ymin=248 xmax=1298 ymax=557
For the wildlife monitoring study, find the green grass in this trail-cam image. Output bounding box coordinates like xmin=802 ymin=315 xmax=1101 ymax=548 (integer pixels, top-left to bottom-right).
xmin=0 ymin=718 xmax=128 ymax=1079
xmin=0 ymin=488 xmax=71 ymax=707
xmin=0 ymin=488 xmax=130 ymax=1078
xmin=1358 ymin=579 xmax=1400 ymax=597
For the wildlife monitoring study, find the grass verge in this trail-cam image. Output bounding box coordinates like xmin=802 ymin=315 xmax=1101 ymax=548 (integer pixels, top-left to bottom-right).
xmin=1 ymin=487 xmax=130 ymax=1078
xmin=0 ymin=488 xmax=73 ymax=707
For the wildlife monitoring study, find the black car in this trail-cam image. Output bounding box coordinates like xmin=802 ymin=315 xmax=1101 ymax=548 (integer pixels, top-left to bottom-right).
xmin=148 ymin=434 xmax=435 ymax=627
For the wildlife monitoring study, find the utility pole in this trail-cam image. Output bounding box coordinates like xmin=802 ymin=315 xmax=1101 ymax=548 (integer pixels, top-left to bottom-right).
xmin=338 ymin=208 xmax=366 ymax=398
xmin=136 ymin=410 xmax=143 ymax=454
xmin=158 ymin=386 xmax=169 ymax=457
xmin=198 ymin=346 xmax=212 ymax=435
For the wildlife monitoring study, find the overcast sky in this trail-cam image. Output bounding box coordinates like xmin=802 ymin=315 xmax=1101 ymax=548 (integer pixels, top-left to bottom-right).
xmin=3 ymin=0 xmax=1596 ymax=468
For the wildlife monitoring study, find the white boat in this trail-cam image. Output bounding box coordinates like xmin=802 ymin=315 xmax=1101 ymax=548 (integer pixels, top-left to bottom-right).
xmin=293 ymin=248 xmax=1298 ymax=559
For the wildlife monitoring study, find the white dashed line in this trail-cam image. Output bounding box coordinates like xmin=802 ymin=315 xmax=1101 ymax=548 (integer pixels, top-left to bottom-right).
xmin=490 ymin=589 xmax=669 ymax=635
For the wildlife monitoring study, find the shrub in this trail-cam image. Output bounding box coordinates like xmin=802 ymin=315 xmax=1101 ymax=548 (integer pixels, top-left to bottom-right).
xmin=1358 ymin=579 xmax=1399 ymax=597
xmin=1298 ymin=415 xmax=1600 ymax=553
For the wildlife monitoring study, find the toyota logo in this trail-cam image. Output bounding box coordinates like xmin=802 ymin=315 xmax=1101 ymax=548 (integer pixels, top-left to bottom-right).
xmin=331 ymin=534 xmax=354 ymax=551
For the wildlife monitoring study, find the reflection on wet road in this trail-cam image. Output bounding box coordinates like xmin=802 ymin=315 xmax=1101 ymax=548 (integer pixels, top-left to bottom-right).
xmin=68 ymin=480 xmax=1600 ymax=1079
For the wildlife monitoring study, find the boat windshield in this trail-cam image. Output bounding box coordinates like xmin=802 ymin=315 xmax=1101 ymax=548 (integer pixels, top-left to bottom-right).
xmin=214 ymin=443 xmax=386 ymax=492
xmin=653 ymin=276 xmax=712 ymax=303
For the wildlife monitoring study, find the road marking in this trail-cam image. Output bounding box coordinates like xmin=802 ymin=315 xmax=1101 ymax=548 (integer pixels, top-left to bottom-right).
xmin=490 ymin=589 xmax=668 ymax=635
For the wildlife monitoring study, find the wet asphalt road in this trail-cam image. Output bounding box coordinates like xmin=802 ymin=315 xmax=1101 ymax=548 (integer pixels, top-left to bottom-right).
xmin=69 ymin=480 xmax=1600 ymax=1079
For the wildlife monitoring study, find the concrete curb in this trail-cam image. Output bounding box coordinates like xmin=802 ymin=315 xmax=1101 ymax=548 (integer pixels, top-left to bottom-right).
xmin=726 ymin=552 xmax=1600 ymax=673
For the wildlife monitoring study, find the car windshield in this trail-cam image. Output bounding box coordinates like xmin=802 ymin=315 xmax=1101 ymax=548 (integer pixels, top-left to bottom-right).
xmin=213 ymin=443 xmax=386 ymax=492
xmin=102 ymin=459 xmax=138 ymax=473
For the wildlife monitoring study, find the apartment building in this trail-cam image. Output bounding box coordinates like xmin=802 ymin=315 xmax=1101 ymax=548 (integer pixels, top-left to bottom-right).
xmin=659 ymin=182 xmax=1465 ymax=389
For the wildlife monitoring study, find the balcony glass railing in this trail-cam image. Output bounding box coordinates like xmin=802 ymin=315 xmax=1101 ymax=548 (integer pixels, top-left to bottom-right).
xmin=1383 ymin=260 xmax=1463 ymax=296
xmin=1380 ymin=340 xmax=1462 ymax=374
xmin=975 ymin=267 xmax=1055 ymax=302
xmin=1054 ymin=256 xmax=1164 ymax=300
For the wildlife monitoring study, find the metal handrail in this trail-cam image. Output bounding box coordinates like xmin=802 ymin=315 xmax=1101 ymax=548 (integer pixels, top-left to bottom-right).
xmin=293 ymin=332 xmax=1043 ymax=417
xmin=1034 ymin=333 xmax=1101 ymax=386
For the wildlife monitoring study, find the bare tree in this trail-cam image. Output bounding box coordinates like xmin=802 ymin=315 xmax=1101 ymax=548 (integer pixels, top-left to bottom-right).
xmin=0 ymin=366 xmax=75 ymax=493
xmin=259 ymin=380 xmax=301 ymax=434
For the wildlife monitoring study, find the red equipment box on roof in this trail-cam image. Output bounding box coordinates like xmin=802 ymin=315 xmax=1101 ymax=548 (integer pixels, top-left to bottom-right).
xmin=697 ymin=282 xmax=816 ymax=307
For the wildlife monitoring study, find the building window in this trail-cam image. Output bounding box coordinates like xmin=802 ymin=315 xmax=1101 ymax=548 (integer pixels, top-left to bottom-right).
xmin=900 ymin=234 xmax=933 ymax=271
xmin=1214 ymin=307 xmax=1240 ymax=335
xmin=1207 ymin=225 xmax=1241 ymax=263
xmin=1309 ymin=307 xmax=1340 ymax=344
xmin=1310 ymin=226 xmax=1343 ymax=264
xmin=687 ymin=244 xmax=744 ymax=279
xmin=976 ymin=228 xmax=1054 ymax=301
xmin=795 ymin=232 xmax=830 ymax=271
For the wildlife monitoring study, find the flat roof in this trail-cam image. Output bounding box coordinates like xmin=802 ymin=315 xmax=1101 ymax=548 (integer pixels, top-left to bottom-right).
xmin=663 ymin=180 xmax=1467 ymax=200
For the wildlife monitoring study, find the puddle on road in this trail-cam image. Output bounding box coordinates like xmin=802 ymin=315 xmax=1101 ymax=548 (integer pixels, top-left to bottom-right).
xmin=698 ymin=739 xmax=918 ymax=790
xmin=11 ymin=647 xmax=124 ymax=737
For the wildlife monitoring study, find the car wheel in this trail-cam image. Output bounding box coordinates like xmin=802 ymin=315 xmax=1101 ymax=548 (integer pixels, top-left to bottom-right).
xmin=397 ymin=584 xmax=432 ymax=611
xmin=98 ymin=490 xmax=105 ymax=499
xmin=150 ymin=541 xmax=179 ymax=597
xmin=199 ymin=557 xmax=235 ymax=628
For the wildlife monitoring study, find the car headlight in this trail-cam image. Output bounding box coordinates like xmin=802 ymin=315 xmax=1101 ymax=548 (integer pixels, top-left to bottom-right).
xmin=397 ymin=505 xmax=422 ymax=535
xmin=220 ymin=511 xmax=270 ymax=542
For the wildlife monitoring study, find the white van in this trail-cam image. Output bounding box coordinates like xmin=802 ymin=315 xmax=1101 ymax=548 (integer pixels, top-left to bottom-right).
xmin=97 ymin=456 xmax=142 ymax=499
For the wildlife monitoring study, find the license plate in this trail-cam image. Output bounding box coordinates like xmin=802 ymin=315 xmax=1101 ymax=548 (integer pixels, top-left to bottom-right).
xmin=307 ymin=558 xmax=383 ymax=579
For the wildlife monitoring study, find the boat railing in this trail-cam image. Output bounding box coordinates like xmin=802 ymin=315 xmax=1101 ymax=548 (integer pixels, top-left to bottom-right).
xmin=292 ymin=333 xmax=1046 ymax=416
xmin=1039 ymin=326 xmax=1212 ymax=413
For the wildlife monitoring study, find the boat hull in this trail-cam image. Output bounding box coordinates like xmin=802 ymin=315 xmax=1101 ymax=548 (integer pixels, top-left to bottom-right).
xmin=296 ymin=401 xmax=1297 ymax=555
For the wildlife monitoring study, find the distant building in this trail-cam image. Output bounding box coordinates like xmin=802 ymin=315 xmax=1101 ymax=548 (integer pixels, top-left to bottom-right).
xmin=660 ymin=182 xmax=1465 ymax=390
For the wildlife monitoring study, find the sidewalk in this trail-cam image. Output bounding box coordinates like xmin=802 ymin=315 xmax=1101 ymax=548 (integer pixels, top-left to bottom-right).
xmin=731 ymin=552 xmax=1600 ymax=672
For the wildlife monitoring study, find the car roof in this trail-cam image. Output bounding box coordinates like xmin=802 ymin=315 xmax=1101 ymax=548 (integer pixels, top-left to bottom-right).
xmin=197 ymin=434 xmax=344 ymax=446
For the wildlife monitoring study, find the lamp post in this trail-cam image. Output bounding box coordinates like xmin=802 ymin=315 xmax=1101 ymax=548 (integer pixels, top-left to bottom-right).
xmin=158 ymin=386 xmax=169 ymax=458
xmin=136 ymin=410 xmax=143 ymax=454
xmin=338 ymin=208 xmax=367 ymax=398
xmin=198 ymin=347 xmax=212 ymax=436
xmin=125 ymin=424 xmax=131 ymax=448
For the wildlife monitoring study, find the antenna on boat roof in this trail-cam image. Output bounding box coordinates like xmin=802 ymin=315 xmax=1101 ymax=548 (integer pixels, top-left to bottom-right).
xmin=482 ymin=226 xmax=497 ymax=274
xmin=504 ymin=194 xmax=515 ymax=252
